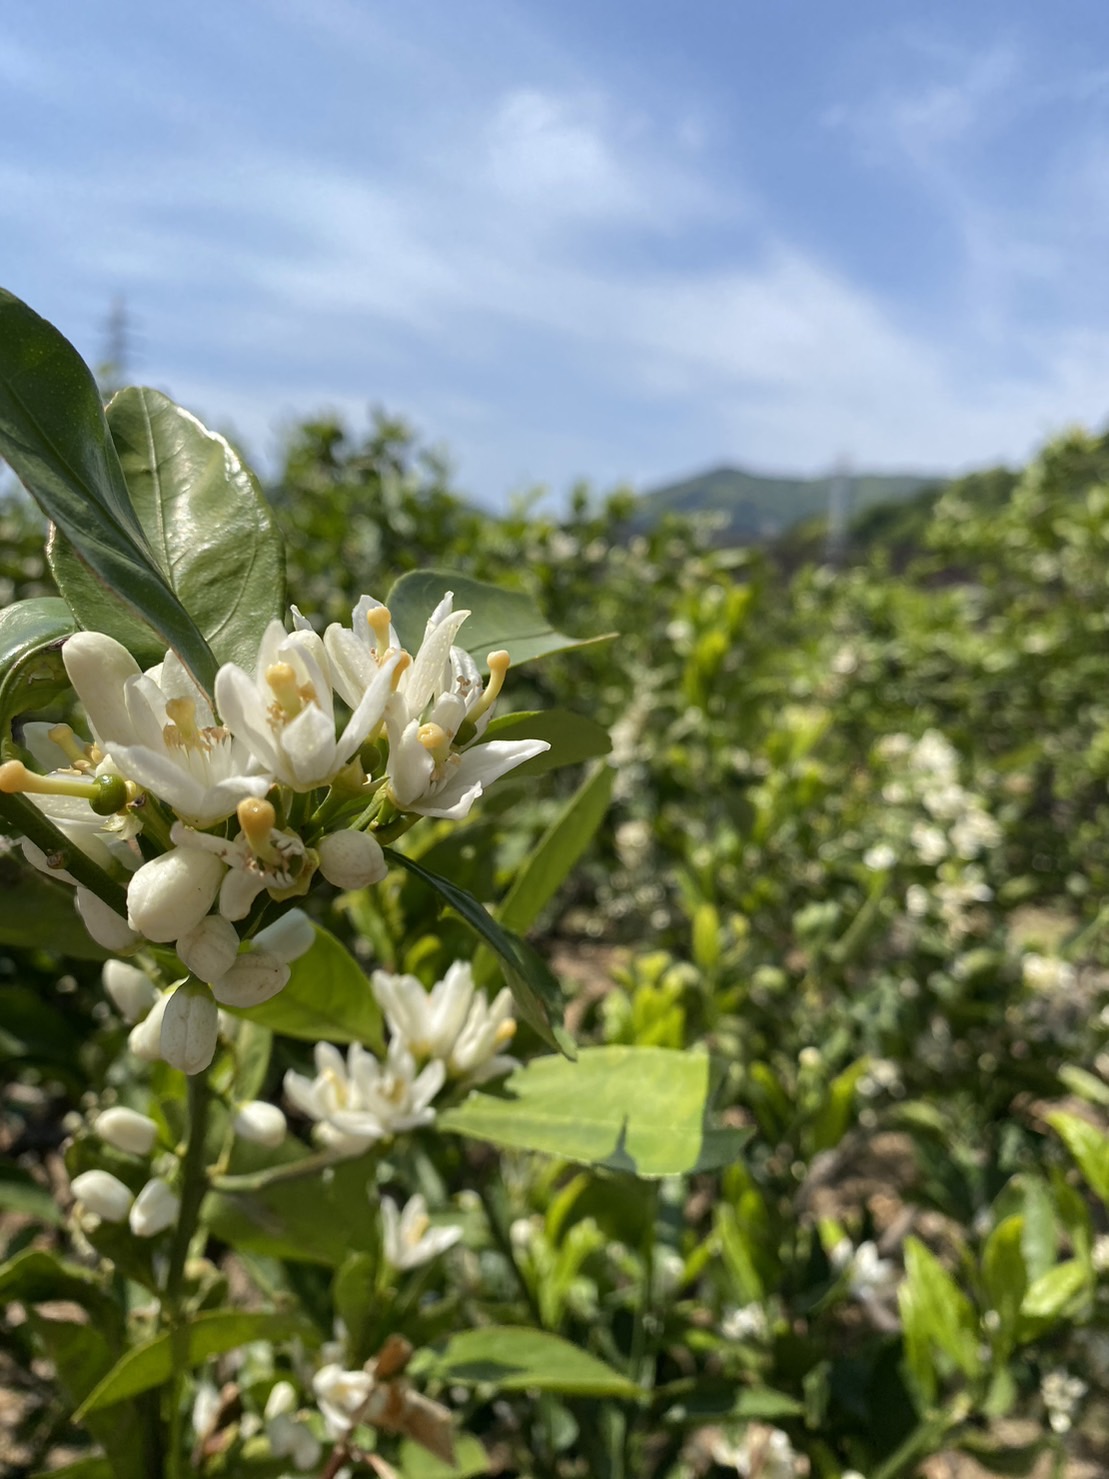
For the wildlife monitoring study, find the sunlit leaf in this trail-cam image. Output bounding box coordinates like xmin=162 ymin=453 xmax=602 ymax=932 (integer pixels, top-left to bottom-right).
xmin=439 ymin=1046 xmax=748 ymax=1177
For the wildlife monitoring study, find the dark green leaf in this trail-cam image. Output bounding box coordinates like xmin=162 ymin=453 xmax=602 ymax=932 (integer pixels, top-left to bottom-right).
xmin=205 ymin=1147 xmax=382 ymax=1267
xmin=29 ymin=1312 xmax=151 ymax=1479
xmin=497 ymin=763 xmax=612 ymax=937
xmin=1047 ymin=1109 xmax=1109 ymax=1205
xmin=0 ymin=855 xmax=107 ymax=958
xmin=0 ymin=288 xmax=217 ymax=693
xmin=0 ymin=596 xmax=74 ymax=739
xmin=398 ymin=1435 xmax=489 ymax=1478
xmin=481 ymin=709 xmax=611 ymax=777
xmin=51 ymin=387 xmax=285 ymax=670
xmin=384 ymin=847 xmax=571 ymax=1057
xmin=74 ymin=1309 xmax=318 ymax=1417
xmin=439 ymin=1046 xmax=749 ymax=1177
xmin=387 ymin=569 xmax=612 ymax=669
xmin=423 ymin=1326 xmax=639 ymax=1398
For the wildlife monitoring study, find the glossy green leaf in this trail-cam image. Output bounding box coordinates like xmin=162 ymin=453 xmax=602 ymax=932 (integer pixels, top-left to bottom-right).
xmin=0 ymin=853 xmax=107 ymax=958
xmin=0 ymin=288 xmax=217 ymax=693
xmin=0 ymin=596 xmax=74 ymax=739
xmin=0 ymin=1164 xmax=64 ymax=1225
xmin=206 ymin=1147 xmax=382 ymax=1267
xmin=439 ymin=1046 xmax=749 ymax=1177
xmin=74 ymin=1309 xmax=318 ymax=1418
xmin=1047 ymin=1109 xmax=1109 ymax=1205
xmin=424 ymin=1326 xmax=639 ymax=1398
xmin=898 ymin=1236 xmax=980 ymax=1408
xmin=481 ymin=709 xmax=611 ymax=777
xmin=387 ymin=569 xmax=612 ymax=669
xmin=498 ymin=763 xmax=612 ymax=935
xmin=981 ymin=1216 xmax=1027 ymax=1343
xmin=385 ymin=847 xmax=571 ymax=1056
xmin=221 ymin=925 xmax=384 ymax=1050
xmin=1019 ymin=1259 xmax=1088 ymax=1325
xmin=50 ymin=387 xmax=284 ymax=670
xmin=398 ymin=1434 xmax=489 ymax=1478
xmin=29 ymin=1312 xmax=150 ymax=1479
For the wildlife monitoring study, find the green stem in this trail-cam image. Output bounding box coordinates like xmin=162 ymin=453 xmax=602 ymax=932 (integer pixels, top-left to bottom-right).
xmin=477 ymin=1180 xmax=545 ymax=1329
xmin=0 ymin=792 xmax=129 ymax=915
xmin=163 ymin=1073 xmax=212 ymax=1479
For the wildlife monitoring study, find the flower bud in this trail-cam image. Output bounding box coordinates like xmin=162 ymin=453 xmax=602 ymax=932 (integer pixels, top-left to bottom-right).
xmin=103 ymin=960 xmax=158 ymax=1023
xmin=128 ymin=992 xmax=170 ymax=1061
xmin=94 ymin=1107 xmax=158 ymax=1156
xmin=176 ymin=914 xmax=240 ymax=983
xmin=76 ymin=887 xmax=141 ymax=952
xmin=161 ymin=981 xmax=219 ymax=1074
xmin=318 ymin=830 xmax=387 ymax=890
xmin=71 ymin=1169 xmax=133 ymax=1223
xmin=232 ymin=1100 xmax=287 ymax=1147
xmin=127 ymin=849 xmax=224 ymax=943
xmin=129 ymin=1176 xmax=180 ymax=1237
xmin=253 ymin=908 xmax=315 ymax=963
xmin=210 ymin=950 xmax=289 ymax=1008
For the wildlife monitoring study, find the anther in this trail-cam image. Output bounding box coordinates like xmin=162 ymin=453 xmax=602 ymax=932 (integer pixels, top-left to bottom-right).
xmin=265 ymin=662 xmax=303 ymax=719
xmin=47 ymin=723 xmax=94 ymax=771
xmin=367 ymin=605 xmax=394 ymax=660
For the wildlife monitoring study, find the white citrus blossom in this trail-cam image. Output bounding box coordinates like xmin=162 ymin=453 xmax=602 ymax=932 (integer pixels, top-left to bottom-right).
xmin=70 ymin=1169 xmax=133 ymax=1223
xmin=129 ymin=1176 xmax=180 ymax=1237
xmin=62 ymin=633 xmax=272 ymax=826
xmin=168 ymin=800 xmax=315 ymax=921
xmin=127 ymin=846 xmax=225 ymax=942
xmin=94 ymin=1107 xmax=158 ymax=1156
xmin=128 ymin=991 xmax=171 ymax=1062
xmin=253 ymin=908 xmax=316 ymax=961
xmin=322 ymin=590 xmax=548 ymax=818
xmin=76 ymin=887 xmax=140 ymax=953
xmin=371 ymin=961 xmax=517 ymax=1083
xmin=312 ymin=1363 xmax=374 ymax=1438
xmin=264 ymin=1380 xmax=321 ymax=1470
xmin=233 ymin=1100 xmax=288 ymax=1147
xmin=210 ymin=950 xmax=289 ymax=1008
xmin=176 ymin=913 xmax=240 ymax=983
xmin=160 ymin=981 xmax=220 ymax=1074
xmin=215 ymin=618 xmax=402 ymax=792
xmin=380 ymin=593 xmax=549 ymax=819
xmin=102 ymin=960 xmax=158 ymax=1023
xmin=317 ymin=828 xmax=387 ymax=890
xmin=283 ymin=1040 xmax=444 ymax=1154
xmin=380 ymin=1192 xmax=462 ymax=1270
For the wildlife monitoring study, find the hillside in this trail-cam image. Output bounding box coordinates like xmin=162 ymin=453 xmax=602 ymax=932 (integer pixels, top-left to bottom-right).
xmin=632 ymin=463 xmax=940 ymax=543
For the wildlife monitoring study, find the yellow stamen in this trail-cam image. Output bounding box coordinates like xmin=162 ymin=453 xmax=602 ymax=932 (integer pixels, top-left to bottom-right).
xmin=265 ymin=662 xmax=303 ymax=719
xmin=237 ymin=796 xmax=279 ymax=859
xmin=494 ymin=1019 xmax=517 ymax=1048
xmin=367 ymin=605 xmax=394 ymax=660
xmin=0 ymin=759 xmax=98 ymax=800
xmin=411 ymin=1212 xmax=430 ymax=1241
xmin=417 ymin=722 xmax=452 ymax=762
xmin=470 ymin=650 xmax=511 ymax=724
xmin=164 ymin=697 xmax=200 ymax=742
xmin=47 ymin=723 xmax=94 ymax=771
xmin=390 ymin=652 xmax=411 ymax=690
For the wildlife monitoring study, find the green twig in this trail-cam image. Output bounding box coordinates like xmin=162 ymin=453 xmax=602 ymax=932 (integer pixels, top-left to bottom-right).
xmin=0 ymin=792 xmax=129 ymax=915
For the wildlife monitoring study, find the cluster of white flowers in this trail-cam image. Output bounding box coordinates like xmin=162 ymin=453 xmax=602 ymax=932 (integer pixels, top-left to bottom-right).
xmin=4 ymin=593 xmax=544 ymax=1074
xmin=1021 ymin=951 xmax=1078 ymax=995
xmin=1041 ymin=1368 xmax=1087 ymax=1434
xmin=871 ymin=729 xmax=1001 ymax=873
xmin=830 ymin=1237 xmax=901 ymax=1313
xmin=69 ymin=1055 xmax=289 ymax=1239
xmin=284 ymin=959 xmax=515 ymax=1155
xmin=708 ymin=1422 xmax=802 ymax=1477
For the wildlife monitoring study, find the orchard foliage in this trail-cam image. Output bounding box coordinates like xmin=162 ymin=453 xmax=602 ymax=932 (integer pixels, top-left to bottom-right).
xmin=1 ymin=287 xmax=1109 ymax=1477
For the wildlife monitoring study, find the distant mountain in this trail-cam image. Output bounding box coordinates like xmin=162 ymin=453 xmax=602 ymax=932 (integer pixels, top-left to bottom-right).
xmin=632 ymin=464 xmax=941 ymax=544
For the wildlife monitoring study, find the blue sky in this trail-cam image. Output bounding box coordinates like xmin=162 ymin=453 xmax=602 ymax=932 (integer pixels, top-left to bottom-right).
xmin=4 ymin=1 xmax=1109 ymax=506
